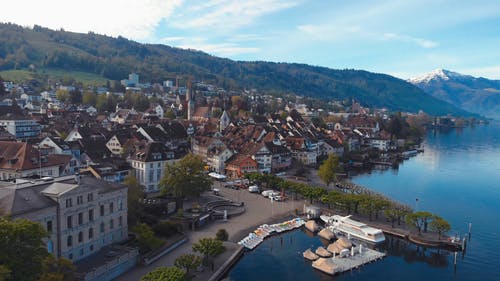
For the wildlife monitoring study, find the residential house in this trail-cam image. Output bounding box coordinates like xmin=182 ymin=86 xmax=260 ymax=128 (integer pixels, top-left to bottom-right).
xmin=0 ymin=141 xmax=72 ymax=180
xmin=225 ymin=155 xmax=258 ymax=178
xmin=128 ymin=142 xmax=175 ymax=193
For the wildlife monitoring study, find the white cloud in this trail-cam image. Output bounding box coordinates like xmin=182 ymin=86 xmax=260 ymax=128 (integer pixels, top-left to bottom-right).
xmin=162 ymin=37 xmax=260 ymax=56
xmin=173 ymin=0 xmax=298 ymax=30
xmin=383 ymin=33 xmax=438 ymax=48
xmin=459 ymin=66 xmax=500 ymax=80
xmin=0 ymin=0 xmax=183 ymax=40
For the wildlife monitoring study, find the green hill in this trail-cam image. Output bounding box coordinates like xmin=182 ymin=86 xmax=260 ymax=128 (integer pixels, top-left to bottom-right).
xmin=0 ymin=23 xmax=470 ymax=116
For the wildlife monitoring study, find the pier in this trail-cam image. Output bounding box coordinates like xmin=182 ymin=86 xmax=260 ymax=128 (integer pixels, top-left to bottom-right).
xmin=311 ymin=246 xmax=386 ymax=275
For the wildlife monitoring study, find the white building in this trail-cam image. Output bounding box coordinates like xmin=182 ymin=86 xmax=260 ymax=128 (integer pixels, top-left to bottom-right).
xmin=0 ymin=117 xmax=41 ymax=140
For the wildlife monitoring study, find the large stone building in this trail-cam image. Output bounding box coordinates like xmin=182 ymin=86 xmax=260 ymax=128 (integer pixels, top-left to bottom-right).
xmin=0 ymin=175 xmax=128 ymax=263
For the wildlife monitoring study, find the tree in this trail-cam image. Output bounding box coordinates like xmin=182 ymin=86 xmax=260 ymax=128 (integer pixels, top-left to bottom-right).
xmin=132 ymin=223 xmax=163 ymax=252
xmin=82 ymin=92 xmax=96 ymax=106
xmin=215 ymin=228 xmax=229 ymax=241
xmin=406 ymin=211 xmax=433 ymax=234
xmin=174 ymin=254 xmax=202 ymax=276
xmin=124 ymin=174 xmax=144 ymax=226
xmin=318 ymin=154 xmax=339 ymax=186
xmin=299 ymin=185 xmax=327 ymax=204
xmin=69 ymin=89 xmax=82 ymax=104
xmin=0 ymin=217 xmax=49 ymax=281
xmin=429 ymin=216 xmax=451 ymax=240
xmin=192 ymin=237 xmax=225 ymax=266
xmin=160 ymin=154 xmax=212 ymax=208
xmin=56 ymin=90 xmax=69 ymax=103
xmin=140 ymin=267 xmax=185 ymax=281
xmin=0 ymin=265 xmax=11 ymax=281
xmin=38 ymin=255 xmax=75 ymax=281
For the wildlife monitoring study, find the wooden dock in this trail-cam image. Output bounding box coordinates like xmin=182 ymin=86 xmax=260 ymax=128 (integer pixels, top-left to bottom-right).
xmin=312 ymin=246 xmax=385 ymax=275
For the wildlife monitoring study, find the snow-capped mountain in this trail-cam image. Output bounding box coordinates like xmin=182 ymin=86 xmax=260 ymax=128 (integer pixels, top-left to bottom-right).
xmin=408 ymin=69 xmax=472 ymax=84
xmin=409 ymin=69 xmax=500 ymax=119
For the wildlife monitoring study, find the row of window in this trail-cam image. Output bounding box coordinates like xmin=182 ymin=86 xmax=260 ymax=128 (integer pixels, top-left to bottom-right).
xmin=65 ymin=193 xmax=94 ymax=208
xmin=66 ymin=201 xmax=123 ymax=229
xmin=67 ymin=217 xmax=123 ymax=247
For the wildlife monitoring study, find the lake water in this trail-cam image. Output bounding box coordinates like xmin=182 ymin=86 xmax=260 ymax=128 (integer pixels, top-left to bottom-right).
xmin=229 ymin=122 xmax=500 ymax=281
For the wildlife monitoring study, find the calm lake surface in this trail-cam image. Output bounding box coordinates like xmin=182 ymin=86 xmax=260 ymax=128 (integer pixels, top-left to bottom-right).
xmin=229 ymin=122 xmax=500 ymax=281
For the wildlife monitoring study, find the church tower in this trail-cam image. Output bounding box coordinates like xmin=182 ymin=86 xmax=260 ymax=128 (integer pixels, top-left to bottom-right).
xmin=186 ymin=80 xmax=194 ymax=121
xmin=219 ymin=110 xmax=231 ymax=132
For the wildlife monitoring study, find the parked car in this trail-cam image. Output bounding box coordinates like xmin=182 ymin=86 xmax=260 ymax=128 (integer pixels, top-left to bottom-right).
xmin=249 ymin=185 xmax=260 ymax=193
xmin=271 ymin=194 xmax=285 ymax=201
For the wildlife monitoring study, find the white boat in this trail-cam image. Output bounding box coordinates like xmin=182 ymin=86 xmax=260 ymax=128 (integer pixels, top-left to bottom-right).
xmin=320 ymin=215 xmax=385 ymax=244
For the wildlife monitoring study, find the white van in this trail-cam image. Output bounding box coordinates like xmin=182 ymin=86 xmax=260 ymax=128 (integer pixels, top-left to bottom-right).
xmin=248 ymin=185 xmax=260 ymax=193
xmin=261 ymin=190 xmax=274 ymax=197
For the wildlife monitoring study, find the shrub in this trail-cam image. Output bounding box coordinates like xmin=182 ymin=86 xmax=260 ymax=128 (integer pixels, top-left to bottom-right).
xmin=153 ymin=221 xmax=181 ymax=238
xmin=215 ymin=229 xmax=229 ymax=241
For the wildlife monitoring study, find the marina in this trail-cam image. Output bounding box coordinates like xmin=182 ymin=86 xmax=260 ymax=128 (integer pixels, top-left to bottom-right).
xmin=238 ymin=218 xmax=306 ymax=250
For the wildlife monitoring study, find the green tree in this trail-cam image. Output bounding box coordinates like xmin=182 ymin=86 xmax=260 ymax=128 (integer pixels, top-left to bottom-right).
xmin=318 ymin=154 xmax=339 ymax=186
xmin=160 ymin=154 xmax=212 ymax=208
xmin=56 ymin=90 xmax=69 ymax=103
xmin=406 ymin=211 xmax=433 ymax=234
xmin=174 ymin=254 xmax=202 ymax=276
xmin=299 ymin=185 xmax=327 ymax=204
xmin=140 ymin=267 xmax=185 ymax=281
xmin=132 ymin=223 xmax=163 ymax=252
xmin=69 ymin=89 xmax=82 ymax=104
xmin=82 ymin=92 xmax=96 ymax=106
xmin=38 ymin=255 xmax=75 ymax=281
xmin=0 ymin=265 xmax=11 ymax=281
xmin=192 ymin=237 xmax=225 ymax=266
xmin=0 ymin=217 xmax=48 ymax=281
xmin=124 ymin=174 xmax=144 ymax=226
xmin=429 ymin=216 xmax=451 ymax=240
xmin=215 ymin=228 xmax=229 ymax=241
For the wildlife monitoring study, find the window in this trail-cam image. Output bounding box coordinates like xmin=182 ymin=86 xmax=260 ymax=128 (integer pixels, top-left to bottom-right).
xmin=89 ymin=228 xmax=94 ymax=239
xmin=67 ymin=235 xmax=73 ymax=247
xmin=78 ymin=212 xmax=83 ymax=225
xmin=150 ymin=163 xmax=153 ymax=168
xmin=90 ymin=244 xmax=94 ymax=252
xmin=100 ymin=222 xmax=105 ymax=233
xmin=78 ymin=231 xmax=83 ymax=243
xmin=87 ymin=193 xmax=93 ymax=202
xmin=100 ymin=205 xmax=105 ymax=216
xmin=148 ymin=170 xmax=154 ymax=183
xmin=109 ymin=202 xmax=114 ymax=213
xmin=110 ymin=219 xmax=114 ymax=229
xmin=69 ymin=253 xmax=73 ymax=260
xmin=118 ymin=199 xmax=123 ymax=211
xmin=46 ymin=220 xmax=52 ymax=233
xmin=88 ymin=209 xmax=94 ymax=221
xmin=67 ymin=216 xmax=72 ymax=228
xmin=118 ymin=216 xmax=122 ymax=226
xmin=65 ymin=198 xmax=72 ymax=208
xmin=77 ymin=195 xmax=83 ymax=205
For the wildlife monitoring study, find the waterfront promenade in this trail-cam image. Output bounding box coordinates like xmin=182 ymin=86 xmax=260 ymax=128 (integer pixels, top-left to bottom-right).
xmin=116 ymin=184 xmax=300 ymax=281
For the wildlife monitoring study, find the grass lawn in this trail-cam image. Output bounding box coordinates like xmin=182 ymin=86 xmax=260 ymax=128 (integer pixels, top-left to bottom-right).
xmin=0 ymin=68 xmax=110 ymax=87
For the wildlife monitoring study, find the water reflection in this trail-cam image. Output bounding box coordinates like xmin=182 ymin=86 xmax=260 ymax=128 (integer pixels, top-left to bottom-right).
xmin=381 ymin=236 xmax=450 ymax=268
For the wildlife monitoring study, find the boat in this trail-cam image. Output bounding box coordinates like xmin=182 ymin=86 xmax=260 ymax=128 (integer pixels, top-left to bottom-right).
xmin=320 ymin=215 xmax=385 ymax=244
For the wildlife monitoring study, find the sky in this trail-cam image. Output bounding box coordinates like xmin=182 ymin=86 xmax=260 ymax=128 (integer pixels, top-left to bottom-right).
xmin=2 ymin=0 xmax=500 ymax=80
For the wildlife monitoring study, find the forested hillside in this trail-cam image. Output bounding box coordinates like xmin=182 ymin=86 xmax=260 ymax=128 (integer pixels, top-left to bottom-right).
xmin=0 ymin=23 xmax=470 ymax=115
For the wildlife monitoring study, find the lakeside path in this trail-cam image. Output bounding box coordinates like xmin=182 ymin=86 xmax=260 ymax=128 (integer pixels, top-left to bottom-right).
xmin=116 ymin=183 xmax=301 ymax=281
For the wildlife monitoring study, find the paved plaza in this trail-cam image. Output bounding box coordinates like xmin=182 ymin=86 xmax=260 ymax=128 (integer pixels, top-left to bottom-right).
xmin=116 ymin=184 xmax=302 ymax=281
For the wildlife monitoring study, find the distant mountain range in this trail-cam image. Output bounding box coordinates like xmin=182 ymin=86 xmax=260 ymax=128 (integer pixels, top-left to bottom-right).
xmin=0 ymin=23 xmax=471 ymax=116
xmin=409 ymin=69 xmax=500 ymax=119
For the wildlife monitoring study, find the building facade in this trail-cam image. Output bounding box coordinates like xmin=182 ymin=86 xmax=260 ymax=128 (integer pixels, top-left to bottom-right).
xmin=0 ymin=176 xmax=128 ymax=263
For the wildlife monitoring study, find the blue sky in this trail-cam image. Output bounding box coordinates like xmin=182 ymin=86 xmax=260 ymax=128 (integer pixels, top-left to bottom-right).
xmin=2 ymin=0 xmax=500 ymax=79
